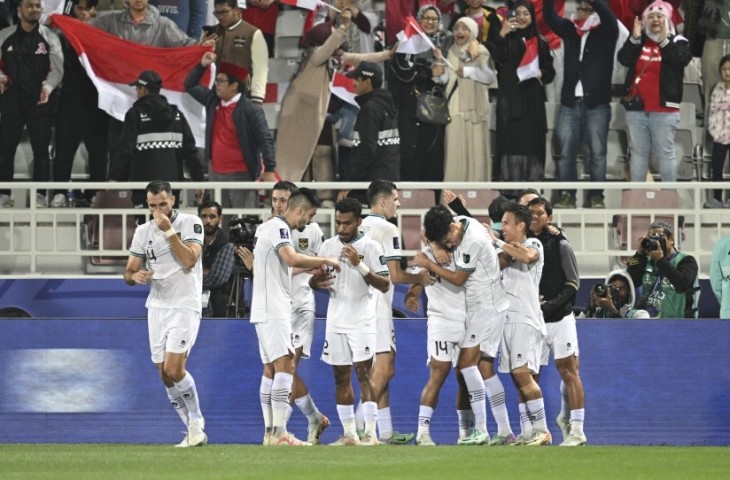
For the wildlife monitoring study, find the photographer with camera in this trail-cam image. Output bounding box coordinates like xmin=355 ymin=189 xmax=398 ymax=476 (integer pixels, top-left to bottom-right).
xmin=626 ymin=220 xmax=700 ymax=318
xmin=584 ymin=270 xmax=649 ymax=319
xmin=198 ymin=200 xmax=236 ymax=318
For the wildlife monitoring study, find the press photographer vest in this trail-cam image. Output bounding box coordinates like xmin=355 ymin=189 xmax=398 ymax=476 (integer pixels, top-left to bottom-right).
xmin=640 ymin=251 xmax=699 ymax=318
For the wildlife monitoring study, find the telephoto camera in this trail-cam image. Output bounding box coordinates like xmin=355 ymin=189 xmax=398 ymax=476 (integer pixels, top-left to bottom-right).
xmin=641 ymin=233 xmax=667 ymax=253
xmin=228 ymin=215 xmax=262 ymax=252
xmin=592 ymin=283 xmax=624 ymax=309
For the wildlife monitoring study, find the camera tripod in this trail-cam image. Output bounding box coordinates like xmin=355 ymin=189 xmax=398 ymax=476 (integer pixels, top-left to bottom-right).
xmin=227 ymin=266 xmax=252 ymax=318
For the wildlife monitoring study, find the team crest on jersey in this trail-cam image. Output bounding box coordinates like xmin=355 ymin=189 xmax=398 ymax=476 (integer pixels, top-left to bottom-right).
xmin=463 ymin=254 xmax=471 ymax=263
xmin=392 ymin=237 xmax=400 ymax=249
xmin=194 ymin=224 xmax=202 ymax=234
xmin=280 ymin=229 xmax=289 ymax=239
xmin=35 ymin=43 xmax=47 ymax=55
xmin=298 ymin=238 xmax=309 ymax=250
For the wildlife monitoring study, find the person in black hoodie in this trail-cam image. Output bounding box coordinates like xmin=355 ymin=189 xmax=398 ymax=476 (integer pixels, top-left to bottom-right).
xmin=110 ymin=70 xmax=204 ymax=207
xmin=340 ymin=61 xmax=400 ymax=206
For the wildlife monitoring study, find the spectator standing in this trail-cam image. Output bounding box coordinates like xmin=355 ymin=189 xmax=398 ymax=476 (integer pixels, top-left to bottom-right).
xmin=545 ymin=0 xmax=618 ymax=209
xmin=51 ymin=0 xmax=109 ymax=208
xmin=390 ymin=5 xmax=453 ymax=182
xmin=704 ymin=56 xmax=730 ymax=208
xmin=527 ymin=0 xmax=566 ymax=102
xmin=626 ymin=219 xmax=700 ymax=318
xmin=93 ymin=0 xmax=197 ymax=47
xmin=491 ymin=0 xmax=554 ymax=183
xmin=206 ymin=0 xmax=269 ymax=104
xmin=448 ymin=0 xmax=503 ymax=47
xmin=617 ymin=0 xmax=691 ymax=182
xmin=442 ymin=16 xmax=496 ymax=182
xmin=150 ymin=0 xmax=206 ymax=39
xmin=697 ymin=1 xmax=730 ymax=109
xmin=243 ymin=0 xmax=280 ymax=57
xmin=185 ymin=52 xmax=276 ymax=212
xmin=0 ymin=0 xmax=63 ymax=208
xmin=199 ymin=200 xmax=236 ymax=318
xmin=110 ymin=70 xmax=204 ymax=207
xmin=710 ymin=233 xmax=730 ymax=319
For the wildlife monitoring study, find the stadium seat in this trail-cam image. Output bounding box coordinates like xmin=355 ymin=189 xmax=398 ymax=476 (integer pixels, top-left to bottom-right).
xmin=274 ymin=10 xmax=307 ymax=59
xmin=446 ymin=188 xmax=500 ymax=225
xmin=607 ymin=102 xmax=630 ymax=180
xmin=675 ymin=102 xmax=700 ymax=181
xmin=611 ymin=189 xmax=684 ymax=269
xmin=399 ymin=189 xmax=437 ymax=251
xmin=85 ymin=190 xmax=137 ymax=267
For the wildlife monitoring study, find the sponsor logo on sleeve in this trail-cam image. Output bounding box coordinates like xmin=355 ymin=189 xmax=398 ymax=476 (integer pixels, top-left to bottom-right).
xmin=280 ymin=229 xmax=290 ymax=239
xmin=393 ymin=237 xmax=400 ymax=249
xmin=194 ymin=224 xmax=202 ymax=234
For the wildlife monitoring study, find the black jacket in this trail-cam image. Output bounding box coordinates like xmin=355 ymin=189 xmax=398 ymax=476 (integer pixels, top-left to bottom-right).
xmin=110 ymin=93 xmax=203 ymax=181
xmin=543 ymin=0 xmax=618 ymax=108
xmin=185 ymin=64 xmax=275 ymax=178
xmin=617 ymin=33 xmax=691 ymax=109
xmin=350 ymin=89 xmax=400 ymax=182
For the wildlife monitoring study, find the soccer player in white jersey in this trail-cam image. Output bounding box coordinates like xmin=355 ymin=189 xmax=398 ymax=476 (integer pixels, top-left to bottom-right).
xmin=250 ymin=187 xmax=341 ymax=446
xmin=310 ymin=198 xmax=390 ymax=446
xmin=488 ymin=202 xmax=552 ymax=446
xmin=124 ymin=180 xmax=207 ymax=448
xmin=405 ymin=245 xmax=467 ymax=446
xmin=243 ymin=181 xmax=330 ymax=445
xmin=416 ymin=205 xmax=511 ymax=446
xmin=358 ymin=180 xmax=431 ymax=444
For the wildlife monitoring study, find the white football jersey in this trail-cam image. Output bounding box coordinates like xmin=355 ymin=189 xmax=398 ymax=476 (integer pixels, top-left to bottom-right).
xmin=290 ymin=222 xmax=324 ymax=312
xmin=317 ymin=233 xmax=388 ymax=333
xmin=500 ymin=237 xmax=546 ymax=334
xmin=250 ymin=216 xmax=294 ymax=324
xmin=360 ymin=214 xmax=401 ymax=318
xmin=419 ymin=246 xmax=466 ymax=329
xmin=129 ymin=211 xmax=204 ymax=313
xmin=453 ymin=216 xmax=509 ymax=313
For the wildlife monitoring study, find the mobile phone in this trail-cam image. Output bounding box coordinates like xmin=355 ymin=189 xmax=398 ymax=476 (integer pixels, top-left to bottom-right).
xmin=507 ymin=10 xmax=517 ymax=19
xmin=202 ymin=25 xmax=217 ymax=36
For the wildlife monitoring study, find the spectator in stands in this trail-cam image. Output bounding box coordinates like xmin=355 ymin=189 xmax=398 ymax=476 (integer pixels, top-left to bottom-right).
xmin=488 ymin=194 xmax=509 ymax=228
xmin=710 ymin=232 xmax=730 ymax=319
xmin=149 ymin=0 xmax=205 ymax=39
xmin=491 ymin=0 xmax=554 ymax=183
xmin=0 ymin=0 xmax=63 ymax=208
xmin=442 ymin=17 xmax=497 ymax=182
xmin=390 ymin=5 xmax=453 ymax=182
xmin=704 ymin=55 xmax=730 ymax=209
xmin=627 ymin=219 xmax=700 ymax=318
xmin=448 ymin=0 xmax=503 ymax=47
xmin=51 ymin=0 xmax=108 ymax=208
xmin=244 ymin=0 xmax=280 ymax=57
xmin=199 ymin=200 xmax=236 ymax=318
xmin=205 ymin=0 xmax=269 ymax=104
xmin=185 ymin=52 xmax=276 ymax=213
xmin=545 ymin=0 xmax=618 ymax=210
xmin=697 ymin=1 xmax=730 ymax=110
xmin=93 ymin=0 xmax=197 ymax=47
xmin=582 ymin=269 xmax=650 ymax=318
xmin=338 ymin=62 xmax=400 ymax=204
xmin=323 ymin=0 xmax=379 ymax=54
xmin=617 ymin=0 xmax=691 ymax=182
xmin=526 ymin=0 xmax=565 ymax=103
xmin=110 ymin=70 xmax=204 ymax=207
xmin=517 ymin=187 xmax=541 ymax=205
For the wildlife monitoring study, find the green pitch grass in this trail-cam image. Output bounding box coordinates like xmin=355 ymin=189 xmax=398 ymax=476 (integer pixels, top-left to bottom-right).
xmin=1 ymin=445 xmax=729 ymax=480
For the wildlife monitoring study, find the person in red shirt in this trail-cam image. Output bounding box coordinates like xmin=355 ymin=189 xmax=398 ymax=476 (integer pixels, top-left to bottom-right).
xmin=244 ymin=0 xmax=280 ymax=57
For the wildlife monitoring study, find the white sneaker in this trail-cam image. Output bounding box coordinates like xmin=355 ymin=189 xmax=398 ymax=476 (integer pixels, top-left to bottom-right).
xmin=36 ymin=193 xmax=48 ymax=208
xmin=50 ymin=193 xmax=67 ymax=208
xmin=307 ymin=414 xmax=330 ymax=445
xmin=416 ymin=432 xmax=436 ymax=446
xmin=0 ymin=194 xmax=13 ymax=208
xmin=560 ymin=432 xmax=587 ymax=446
xmin=175 ymin=418 xmax=207 ymax=448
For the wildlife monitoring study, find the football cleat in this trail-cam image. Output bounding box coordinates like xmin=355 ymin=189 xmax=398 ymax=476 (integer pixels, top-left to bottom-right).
xmin=416 ymin=432 xmax=436 ymax=446
xmin=175 ymin=419 xmax=207 ymax=448
xmin=457 ymin=430 xmax=489 ymax=446
xmin=307 ymin=414 xmax=330 ymax=445
xmin=380 ymin=431 xmax=415 ymax=445
xmin=524 ymin=430 xmax=552 ymax=446
xmin=488 ymin=433 xmax=516 ymax=446
xmin=270 ymin=432 xmax=310 ymax=446
xmin=560 ymin=432 xmax=588 ymax=447
xmin=330 ymin=433 xmax=361 ymax=446
xmin=359 ymin=434 xmax=379 ymax=446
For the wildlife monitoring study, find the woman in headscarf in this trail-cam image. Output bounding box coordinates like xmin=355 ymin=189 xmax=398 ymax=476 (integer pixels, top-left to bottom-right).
xmin=390 ymin=4 xmax=453 ymax=182
xmin=491 ymin=0 xmax=555 ymax=183
xmin=617 ymin=0 xmax=691 ymax=182
xmin=442 ymin=16 xmax=497 ymax=182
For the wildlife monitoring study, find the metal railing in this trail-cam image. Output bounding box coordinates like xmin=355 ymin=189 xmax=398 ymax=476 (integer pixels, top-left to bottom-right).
xmin=1 ymin=181 xmax=729 ymax=277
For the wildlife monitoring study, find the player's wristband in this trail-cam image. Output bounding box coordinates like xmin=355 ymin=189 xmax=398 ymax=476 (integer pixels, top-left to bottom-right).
xmin=165 ymin=228 xmax=177 ymax=238
xmin=356 ymin=262 xmax=370 ymax=276
xmin=495 ymin=239 xmax=505 ymax=249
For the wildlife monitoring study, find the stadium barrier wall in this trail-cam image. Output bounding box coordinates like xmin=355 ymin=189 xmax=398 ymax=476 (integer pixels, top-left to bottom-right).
xmin=1 ymin=316 xmax=728 ymax=445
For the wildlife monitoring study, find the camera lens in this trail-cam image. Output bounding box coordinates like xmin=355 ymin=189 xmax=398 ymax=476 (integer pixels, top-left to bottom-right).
xmin=593 ymin=283 xmax=607 ymax=297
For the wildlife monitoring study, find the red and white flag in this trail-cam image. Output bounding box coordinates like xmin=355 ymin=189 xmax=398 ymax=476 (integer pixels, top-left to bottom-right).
xmin=516 ymin=37 xmax=540 ymax=83
xmin=330 ymin=71 xmax=359 ymax=108
xmin=264 ymin=82 xmax=290 ymax=104
xmin=51 ymin=14 xmax=213 ymax=146
xmin=279 ymin=0 xmax=320 ymax=10
xmin=395 ymin=16 xmax=434 ymax=55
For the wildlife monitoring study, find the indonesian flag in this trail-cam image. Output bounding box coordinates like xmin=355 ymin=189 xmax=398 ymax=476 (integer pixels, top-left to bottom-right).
xmin=516 ymin=37 xmax=540 ymax=83
xmin=330 ymin=71 xmax=359 ymax=108
xmin=279 ymin=0 xmax=321 ymax=10
xmin=395 ymin=16 xmax=434 ymax=55
xmin=51 ymin=14 xmax=212 ymax=146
